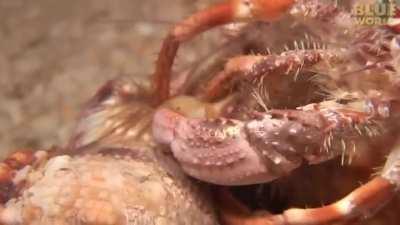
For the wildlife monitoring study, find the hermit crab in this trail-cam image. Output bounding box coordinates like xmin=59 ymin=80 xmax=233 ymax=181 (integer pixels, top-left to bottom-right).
xmin=1 ymin=0 xmax=400 ymax=225
xmin=151 ymin=0 xmax=400 ymax=224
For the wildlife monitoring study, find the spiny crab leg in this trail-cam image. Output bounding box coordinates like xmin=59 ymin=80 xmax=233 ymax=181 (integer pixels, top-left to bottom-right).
xmin=199 ymin=49 xmax=341 ymax=101
xmin=152 ymin=0 xmax=296 ymax=105
xmin=217 ymin=143 xmax=400 ymax=225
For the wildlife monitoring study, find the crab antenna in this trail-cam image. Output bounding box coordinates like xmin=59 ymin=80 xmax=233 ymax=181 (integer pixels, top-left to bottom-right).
xmin=151 ymin=0 xmax=295 ymax=105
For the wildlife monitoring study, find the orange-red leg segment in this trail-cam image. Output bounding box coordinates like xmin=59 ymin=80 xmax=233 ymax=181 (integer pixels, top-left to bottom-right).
xmin=217 ymin=142 xmax=400 ymax=225
xmin=152 ymin=0 xmax=296 ymax=105
xmin=152 ymin=2 xmax=234 ymax=105
xmin=0 ymin=150 xmax=47 ymax=203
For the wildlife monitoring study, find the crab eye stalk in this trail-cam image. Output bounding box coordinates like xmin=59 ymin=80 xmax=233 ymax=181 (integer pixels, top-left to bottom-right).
xmin=232 ymin=0 xmax=296 ymax=21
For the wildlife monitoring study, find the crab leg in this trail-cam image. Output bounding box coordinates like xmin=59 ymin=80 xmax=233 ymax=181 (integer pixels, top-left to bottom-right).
xmin=199 ymin=49 xmax=340 ymax=101
xmin=0 ymin=150 xmax=49 ymax=225
xmin=152 ymin=0 xmax=296 ymax=104
xmin=217 ymin=140 xmax=400 ymax=225
xmin=0 ymin=150 xmax=47 ymax=203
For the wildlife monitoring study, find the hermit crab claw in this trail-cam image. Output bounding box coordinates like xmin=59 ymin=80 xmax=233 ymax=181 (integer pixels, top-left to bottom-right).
xmin=152 ymin=96 xmax=352 ymax=186
xmin=152 ymin=98 xmax=400 ymax=224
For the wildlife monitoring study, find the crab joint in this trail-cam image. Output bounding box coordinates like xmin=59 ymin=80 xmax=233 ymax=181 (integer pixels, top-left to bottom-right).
xmin=269 ymin=177 xmax=395 ymax=225
xmin=152 ymin=0 xmax=296 ymax=104
xmin=232 ymin=0 xmax=295 ymax=21
xmin=269 ymin=141 xmax=400 ymax=225
xmin=153 ymin=95 xmax=234 ymax=144
xmin=218 ymin=141 xmax=400 ymax=225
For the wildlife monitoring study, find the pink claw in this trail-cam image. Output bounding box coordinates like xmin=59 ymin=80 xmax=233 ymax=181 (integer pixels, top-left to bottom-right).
xmin=152 ymin=107 xmax=343 ymax=186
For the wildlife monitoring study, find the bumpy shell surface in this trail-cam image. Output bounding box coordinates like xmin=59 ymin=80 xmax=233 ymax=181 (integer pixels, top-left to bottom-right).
xmin=3 ymin=154 xmax=216 ymax=225
xmin=0 ymin=80 xmax=218 ymax=225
